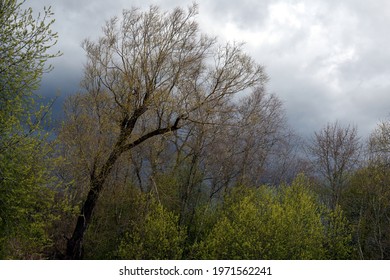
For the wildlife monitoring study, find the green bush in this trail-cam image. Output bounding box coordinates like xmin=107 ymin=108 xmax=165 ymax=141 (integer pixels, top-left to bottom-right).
xmin=196 ymin=175 xmax=352 ymax=259
xmin=118 ymin=196 xmax=186 ymax=259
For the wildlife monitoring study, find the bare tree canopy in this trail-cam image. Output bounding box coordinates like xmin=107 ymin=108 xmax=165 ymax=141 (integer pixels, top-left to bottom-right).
xmin=368 ymin=119 xmax=390 ymax=164
xmin=308 ymin=121 xmax=361 ymax=208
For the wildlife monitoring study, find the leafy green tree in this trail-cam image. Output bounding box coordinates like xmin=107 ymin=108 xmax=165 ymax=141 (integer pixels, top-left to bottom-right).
xmin=339 ymin=120 xmax=390 ymax=259
xmin=0 ymin=135 xmax=57 ymax=258
xmin=81 ymin=177 xmax=188 ymax=259
xmin=0 ymin=0 xmax=60 ymax=258
xmin=342 ymin=164 xmax=390 ymax=259
xmin=1 ymin=0 xmax=60 ymax=138
xmin=196 ymin=175 xmax=352 ymax=259
xmin=322 ymin=205 xmax=353 ymax=259
xmin=196 ymin=188 xmax=273 ymax=259
xmin=118 ymin=195 xmax=186 ymax=260
xmin=81 ymin=183 xmax=146 ymax=259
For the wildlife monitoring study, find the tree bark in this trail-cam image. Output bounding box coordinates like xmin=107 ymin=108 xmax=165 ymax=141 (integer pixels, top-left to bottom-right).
xmin=64 ymin=120 xmax=181 ymax=259
xmin=65 ymin=186 xmax=100 ymax=259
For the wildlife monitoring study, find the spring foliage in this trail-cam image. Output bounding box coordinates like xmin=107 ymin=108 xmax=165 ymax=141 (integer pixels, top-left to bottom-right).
xmin=3 ymin=1 xmax=390 ymax=260
xmin=0 ymin=0 xmax=60 ymax=258
xmin=195 ymin=175 xmax=351 ymax=259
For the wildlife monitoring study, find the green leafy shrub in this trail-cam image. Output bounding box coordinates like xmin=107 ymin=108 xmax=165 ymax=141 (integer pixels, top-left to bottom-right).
xmin=196 ymin=175 xmax=352 ymax=259
xmin=118 ymin=196 xmax=186 ymax=259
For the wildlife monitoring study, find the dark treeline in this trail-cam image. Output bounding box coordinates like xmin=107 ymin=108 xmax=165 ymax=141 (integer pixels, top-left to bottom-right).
xmin=2 ymin=1 xmax=390 ymax=260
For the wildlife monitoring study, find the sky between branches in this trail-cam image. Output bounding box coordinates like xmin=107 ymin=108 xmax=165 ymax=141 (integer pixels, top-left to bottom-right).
xmin=28 ymin=0 xmax=390 ymax=138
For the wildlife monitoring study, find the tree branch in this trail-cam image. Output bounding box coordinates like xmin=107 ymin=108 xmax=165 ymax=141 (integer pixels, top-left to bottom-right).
xmin=122 ymin=116 xmax=182 ymax=152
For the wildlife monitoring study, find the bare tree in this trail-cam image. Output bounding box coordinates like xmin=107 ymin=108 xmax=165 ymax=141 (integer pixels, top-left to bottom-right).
xmin=368 ymin=119 xmax=390 ymax=165
xmin=201 ymin=86 xmax=294 ymax=197
xmin=308 ymin=121 xmax=361 ymax=209
xmin=61 ymin=4 xmax=267 ymax=259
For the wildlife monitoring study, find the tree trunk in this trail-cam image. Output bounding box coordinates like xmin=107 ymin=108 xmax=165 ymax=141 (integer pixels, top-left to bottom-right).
xmin=64 ymin=141 xmax=122 ymax=259
xmin=65 ymin=182 xmax=102 ymax=259
xmin=65 ymin=144 xmax=121 ymax=259
xmin=64 ymin=121 xmax=181 ymax=259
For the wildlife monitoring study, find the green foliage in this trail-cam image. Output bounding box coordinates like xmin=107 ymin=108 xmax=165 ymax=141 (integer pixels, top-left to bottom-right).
xmin=83 ymin=184 xmax=186 ymax=260
xmin=118 ymin=195 xmax=186 ymax=260
xmin=0 ymin=134 xmax=58 ymax=258
xmin=342 ymin=164 xmax=390 ymax=259
xmin=0 ymin=0 xmax=60 ymax=137
xmin=152 ymin=158 xmax=208 ymax=227
xmin=1 ymin=1 xmax=386 ymax=261
xmin=83 ymin=184 xmax=142 ymax=259
xmin=195 ymin=175 xmax=352 ymax=259
xmin=0 ymin=0 xmax=60 ymax=258
xmin=322 ymin=205 xmax=352 ymax=259
xmin=151 ymin=171 xmax=182 ymax=214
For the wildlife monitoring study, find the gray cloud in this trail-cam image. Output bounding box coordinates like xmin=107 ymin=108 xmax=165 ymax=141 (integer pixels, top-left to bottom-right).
xmin=27 ymin=0 xmax=390 ymax=138
xmin=202 ymin=0 xmax=271 ymax=30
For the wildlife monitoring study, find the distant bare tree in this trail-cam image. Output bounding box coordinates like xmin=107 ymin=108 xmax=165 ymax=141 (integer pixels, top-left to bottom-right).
xmin=368 ymin=119 xmax=390 ymax=165
xmin=308 ymin=121 xmax=361 ymax=208
xmin=61 ymin=4 xmax=267 ymax=259
xmin=204 ymin=87 xmax=291 ymax=195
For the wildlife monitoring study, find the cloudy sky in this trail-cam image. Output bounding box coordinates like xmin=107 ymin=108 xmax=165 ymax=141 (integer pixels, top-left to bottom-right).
xmin=28 ymin=0 xmax=390 ymax=138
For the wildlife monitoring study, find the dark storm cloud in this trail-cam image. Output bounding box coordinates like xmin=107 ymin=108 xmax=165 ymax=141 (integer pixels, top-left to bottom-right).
xmin=27 ymin=0 xmax=390 ymax=137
